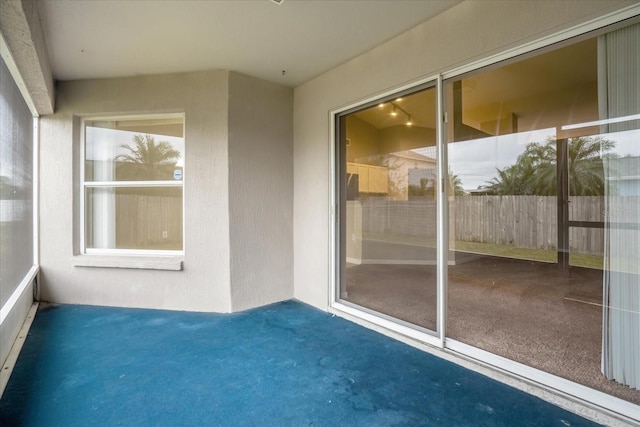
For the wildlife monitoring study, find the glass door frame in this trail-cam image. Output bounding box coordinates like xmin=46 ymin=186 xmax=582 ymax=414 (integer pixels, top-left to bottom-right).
xmin=329 ymin=75 xmax=447 ymax=349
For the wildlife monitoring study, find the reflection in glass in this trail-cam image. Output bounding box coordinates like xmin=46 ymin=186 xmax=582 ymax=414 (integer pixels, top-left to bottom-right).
xmin=338 ymin=86 xmax=439 ymax=332
xmin=85 ymin=118 xmax=184 ymax=182
xmin=446 ymin=26 xmax=639 ymax=404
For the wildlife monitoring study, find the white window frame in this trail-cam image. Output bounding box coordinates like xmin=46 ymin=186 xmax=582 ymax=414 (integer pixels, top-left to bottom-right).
xmin=80 ymin=113 xmax=186 ymax=257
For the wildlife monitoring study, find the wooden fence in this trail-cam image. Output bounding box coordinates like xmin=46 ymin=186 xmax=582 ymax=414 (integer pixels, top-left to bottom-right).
xmin=115 ymin=193 xmax=182 ymax=249
xmin=361 ymin=196 xmax=608 ymax=254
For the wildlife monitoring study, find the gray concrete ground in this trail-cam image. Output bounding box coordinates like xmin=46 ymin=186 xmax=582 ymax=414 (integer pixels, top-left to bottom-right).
xmin=345 ymin=255 xmax=640 ymax=405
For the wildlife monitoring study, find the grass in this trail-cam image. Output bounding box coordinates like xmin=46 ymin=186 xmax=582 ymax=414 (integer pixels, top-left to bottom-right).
xmin=363 ymin=232 xmax=604 ymax=270
xmin=453 ymin=240 xmax=603 ymax=270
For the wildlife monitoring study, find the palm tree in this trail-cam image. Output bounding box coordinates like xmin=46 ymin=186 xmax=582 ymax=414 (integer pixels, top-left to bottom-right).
xmin=486 ymin=164 xmax=534 ymax=195
xmin=486 ymin=136 xmax=615 ymax=196
xmin=567 ymin=136 xmax=614 ymax=196
xmin=449 ymin=171 xmax=467 ymax=196
xmin=115 ymin=134 xmax=181 ymax=181
xmin=408 ymin=171 xmax=467 ymax=197
xmin=408 ymin=177 xmax=434 ymax=198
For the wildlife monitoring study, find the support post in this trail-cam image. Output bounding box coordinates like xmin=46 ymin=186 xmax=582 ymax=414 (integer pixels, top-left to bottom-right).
xmin=557 ymin=138 xmax=570 ymax=271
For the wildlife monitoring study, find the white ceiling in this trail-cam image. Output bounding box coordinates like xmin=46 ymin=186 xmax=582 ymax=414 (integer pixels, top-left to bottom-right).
xmin=37 ymin=0 xmax=461 ymax=86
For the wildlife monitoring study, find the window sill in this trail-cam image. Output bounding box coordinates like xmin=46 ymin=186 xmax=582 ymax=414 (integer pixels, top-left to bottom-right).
xmin=72 ymin=255 xmax=183 ymax=271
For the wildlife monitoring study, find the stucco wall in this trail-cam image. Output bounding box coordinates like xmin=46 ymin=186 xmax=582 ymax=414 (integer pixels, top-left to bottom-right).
xmin=228 ymin=72 xmax=294 ymax=311
xmin=40 ymin=70 xmax=233 ymax=312
xmin=0 ymin=0 xmax=54 ymax=114
xmin=292 ymin=0 xmax=636 ymax=309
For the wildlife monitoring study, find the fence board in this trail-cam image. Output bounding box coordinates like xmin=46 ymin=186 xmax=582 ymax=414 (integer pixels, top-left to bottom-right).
xmin=116 ymin=194 xmax=182 ymax=249
xmin=359 ymin=195 xmax=612 ymax=254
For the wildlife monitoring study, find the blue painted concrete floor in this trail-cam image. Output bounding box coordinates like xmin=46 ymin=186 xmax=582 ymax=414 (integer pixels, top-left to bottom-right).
xmin=0 ymin=300 xmax=601 ymax=426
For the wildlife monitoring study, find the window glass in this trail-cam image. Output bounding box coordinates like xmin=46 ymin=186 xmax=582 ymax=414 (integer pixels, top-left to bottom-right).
xmin=337 ymin=85 xmax=439 ymax=333
xmin=445 ymin=25 xmax=639 ymax=404
xmin=83 ymin=116 xmax=184 ymax=252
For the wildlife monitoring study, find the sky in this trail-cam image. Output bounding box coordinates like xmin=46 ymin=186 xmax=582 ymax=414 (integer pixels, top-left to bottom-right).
xmin=415 ymin=127 xmax=640 ymax=191
xmin=85 ymin=127 xmax=185 ymax=167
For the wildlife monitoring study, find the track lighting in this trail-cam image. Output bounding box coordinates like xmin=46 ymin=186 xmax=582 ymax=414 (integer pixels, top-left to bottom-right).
xmin=386 ymin=101 xmax=413 ymax=126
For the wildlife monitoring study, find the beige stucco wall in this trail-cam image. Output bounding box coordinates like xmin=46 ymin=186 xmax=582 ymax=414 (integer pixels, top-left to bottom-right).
xmin=39 ymin=70 xmax=294 ymax=312
xmin=292 ymin=0 xmax=637 ymax=309
xmin=228 ymin=72 xmax=294 ymax=311
xmin=0 ymin=0 xmax=54 ymax=114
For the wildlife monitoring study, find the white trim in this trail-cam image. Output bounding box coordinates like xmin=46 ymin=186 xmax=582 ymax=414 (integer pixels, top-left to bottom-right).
xmin=331 ymin=301 xmax=441 ymax=348
xmin=332 ymin=74 xmax=441 ymax=116
xmin=442 ymin=3 xmax=640 ymax=80
xmin=0 ymin=266 xmax=38 ymax=325
xmin=33 ymin=118 xmax=40 ymax=269
xmin=181 ymin=117 xmax=186 ymax=256
xmin=446 ymin=339 xmax=640 ymax=423
xmin=85 ymin=248 xmax=182 ymax=256
xmin=435 ymin=74 xmax=447 ymax=346
xmin=72 ymin=255 xmax=183 ymax=271
xmin=561 ymin=113 xmax=640 ymax=131
xmin=0 ymin=303 xmax=38 ymax=399
xmin=84 ymin=180 xmax=183 ymax=187
xmin=80 ymin=119 xmax=87 ymax=253
xmin=328 ymin=108 xmax=338 ymax=307
xmin=83 ymin=112 xmax=185 ymax=123
xmin=0 ymin=33 xmax=39 ymax=117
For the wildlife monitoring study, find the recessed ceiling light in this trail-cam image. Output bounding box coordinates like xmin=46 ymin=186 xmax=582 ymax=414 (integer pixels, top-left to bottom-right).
xmin=271 ymin=0 xmax=284 ymax=4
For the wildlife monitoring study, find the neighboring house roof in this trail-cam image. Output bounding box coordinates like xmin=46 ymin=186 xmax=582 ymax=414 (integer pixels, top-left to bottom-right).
xmin=388 ymin=150 xmax=436 ymax=164
xmin=607 ymin=156 xmax=640 ymax=180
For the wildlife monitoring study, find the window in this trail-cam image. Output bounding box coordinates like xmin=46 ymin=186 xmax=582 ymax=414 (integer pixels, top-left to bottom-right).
xmin=82 ymin=115 xmax=185 ymax=253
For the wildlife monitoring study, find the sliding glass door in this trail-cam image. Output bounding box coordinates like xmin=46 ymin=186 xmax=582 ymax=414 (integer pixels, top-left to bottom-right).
xmin=336 ymin=84 xmax=440 ymax=333
xmin=334 ymin=18 xmax=639 ymax=410
xmin=444 ymin=23 xmax=639 ymax=404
